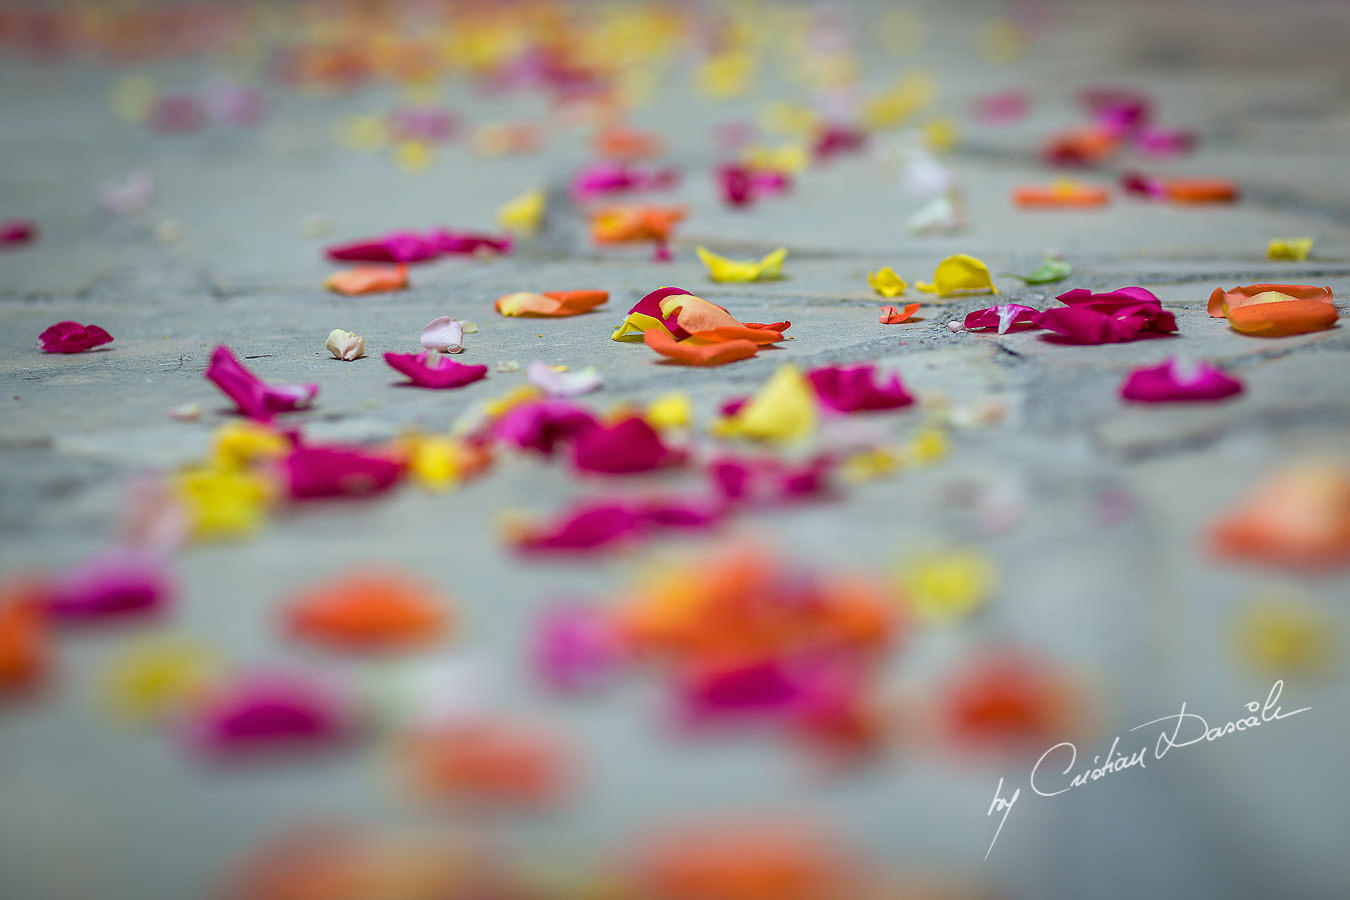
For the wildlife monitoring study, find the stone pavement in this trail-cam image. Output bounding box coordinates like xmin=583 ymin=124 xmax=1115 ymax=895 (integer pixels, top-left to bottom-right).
xmin=1 ymin=2 xmax=1348 ymax=898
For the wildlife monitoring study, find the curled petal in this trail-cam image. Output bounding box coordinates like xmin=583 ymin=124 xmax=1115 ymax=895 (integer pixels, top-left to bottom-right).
xmin=916 ymin=254 xmax=998 ymax=297
xmin=204 ymin=346 xmax=318 ymax=422
xmin=867 ymin=267 xmax=907 ymax=298
xmin=1207 ymin=283 xmax=1334 ymax=318
xmin=420 ymin=316 xmax=465 ymax=353
xmin=879 ymin=303 xmax=919 ymax=324
xmin=384 ymin=352 xmax=488 ymax=389
xmin=495 ymin=290 xmax=608 ymax=317
xmin=695 ymin=246 xmax=788 ymax=283
xmin=325 ymin=329 xmax=365 ymax=361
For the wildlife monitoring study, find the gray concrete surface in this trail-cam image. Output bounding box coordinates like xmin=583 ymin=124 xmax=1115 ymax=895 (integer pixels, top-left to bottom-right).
xmin=1 ymin=2 xmax=1348 ymax=898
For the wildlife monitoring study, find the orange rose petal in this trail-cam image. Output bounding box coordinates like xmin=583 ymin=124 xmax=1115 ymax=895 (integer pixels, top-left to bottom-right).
xmin=644 ymin=329 xmax=759 ymax=366
xmin=741 ymin=320 xmax=790 ymax=334
xmin=541 ymin=289 xmax=609 ymax=314
xmin=1209 ymin=463 xmax=1350 ymax=570
xmin=0 ymin=577 xmax=50 ymax=696
xmin=324 ymin=264 xmax=409 ymax=295
xmin=595 ymin=126 xmax=664 ymax=159
xmin=1208 ymin=283 xmax=1334 ymax=318
xmin=591 ymin=206 xmax=686 ymax=243
xmin=285 ymin=570 xmax=448 ymax=651
xmin=683 ymin=325 xmax=783 ymax=346
xmin=879 ymin=303 xmax=920 ymax=324
xmin=1227 ymin=299 xmax=1338 ymax=336
xmin=1043 ymin=127 xmax=1119 ymax=165
xmin=1012 ymin=184 xmax=1110 ymax=208
xmin=1163 ymin=178 xmax=1237 ymax=204
xmin=661 ymin=294 xmax=742 ymax=333
xmin=402 ymin=719 xmax=572 ymax=808
xmin=627 ymin=819 xmax=847 ymax=900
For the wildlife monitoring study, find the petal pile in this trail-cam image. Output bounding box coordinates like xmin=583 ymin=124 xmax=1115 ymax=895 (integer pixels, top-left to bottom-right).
xmin=1037 ymin=286 xmax=1177 ymax=344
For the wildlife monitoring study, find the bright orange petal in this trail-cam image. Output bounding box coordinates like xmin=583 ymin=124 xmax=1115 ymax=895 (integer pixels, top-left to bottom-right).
xmin=541 ymin=289 xmax=609 ymax=314
xmin=1012 ymin=185 xmax=1110 ymax=208
xmin=879 ymin=302 xmax=920 ymax=324
xmin=1228 ymin=299 xmax=1338 ymax=336
xmin=286 ymin=570 xmax=448 ymax=650
xmin=644 ymin=329 xmax=759 ymax=366
xmin=1164 ymin=178 xmax=1237 ymax=204
xmin=324 ymin=264 xmax=408 ymax=295
xmin=1209 ymin=283 xmax=1334 ymax=318
xmin=683 ymin=325 xmax=783 ymax=345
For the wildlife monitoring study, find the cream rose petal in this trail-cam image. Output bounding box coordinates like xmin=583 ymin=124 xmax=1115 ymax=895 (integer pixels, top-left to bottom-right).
xmin=420 ymin=316 xmax=465 ymax=353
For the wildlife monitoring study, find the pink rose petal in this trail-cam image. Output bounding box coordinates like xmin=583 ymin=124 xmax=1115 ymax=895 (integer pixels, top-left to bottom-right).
xmin=182 ymin=672 xmax=354 ymax=760
xmin=806 ymin=364 xmax=913 ymax=413
xmin=279 ymin=444 xmax=403 ymax=500
xmin=492 ymin=400 xmax=600 ymax=456
xmin=1119 ymin=358 xmax=1243 ymax=403
xmin=44 ymin=550 xmax=174 ymax=624
xmin=812 ymin=124 xmax=866 ymax=163
xmin=514 ymin=497 xmax=722 ymax=554
xmin=1036 ymin=287 xmax=1177 ymax=344
xmin=526 ymin=361 xmax=603 ymax=397
xmin=530 ymin=603 xmax=626 ymax=693
xmin=570 ymin=161 xmax=680 ymax=203
xmin=420 ymin=316 xmax=465 ymax=353
xmin=38 ymin=320 xmax=114 ymax=353
xmin=571 ymin=417 xmax=683 ymax=475
xmin=1 ymin=219 xmax=37 ymax=246
xmin=973 ymin=90 xmax=1030 ymax=124
xmin=711 ymin=456 xmax=834 ymax=505
xmin=963 ymin=304 xmax=1042 ymax=334
xmin=384 ymin=351 xmax=488 ymax=389
xmin=325 ymin=230 xmax=438 ymax=264
xmin=204 ymin=346 xmax=318 ymax=421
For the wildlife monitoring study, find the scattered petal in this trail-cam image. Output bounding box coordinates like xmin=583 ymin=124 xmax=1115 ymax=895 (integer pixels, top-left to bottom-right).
xmin=713 ymin=366 xmax=819 ymax=442
xmin=325 ymin=329 xmax=365 ymax=361
xmin=1 ymin=219 xmax=37 ymax=247
xmin=1267 ymin=238 xmax=1313 ymax=261
xmin=1208 ymin=284 xmax=1334 ymax=318
xmin=1004 ymin=258 xmax=1072 ymax=285
xmin=1208 ymin=462 xmax=1350 ymax=570
xmin=0 ymin=578 xmax=49 ymax=696
xmin=99 ymin=168 xmax=154 ymax=216
xmin=1119 ymin=358 xmax=1243 ymax=403
xmin=279 ymin=444 xmax=404 ymax=500
xmin=531 ymin=603 xmax=626 ymax=693
xmin=696 ymin=246 xmax=787 ymax=283
xmin=419 ymin=316 xmax=465 ymax=353
xmin=324 ymin=264 xmax=408 ymax=295
xmin=644 ymin=329 xmax=760 ymax=366
xmin=286 ymin=570 xmax=448 ymax=651
xmin=897 ymin=549 xmax=995 ymax=624
xmin=497 ymin=187 xmax=546 ymax=236
xmin=181 ymin=672 xmax=355 ymax=759
xmin=571 ymin=417 xmax=683 ymax=475
xmin=807 ymin=365 xmax=914 ymax=413
xmin=916 ymin=254 xmax=998 ymax=297
xmin=1234 ymin=595 xmax=1339 ymax=679
xmin=879 ymin=303 xmax=920 ymax=324
xmin=385 ymin=352 xmax=488 ymax=389
xmin=400 ymin=718 xmax=573 ymax=808
xmin=867 ymin=267 xmax=907 ymax=298
xmin=204 ymin=346 xmax=318 ymax=422
xmin=527 ymin=360 xmax=603 ymax=397
xmin=104 ymin=638 xmax=219 ymax=722
xmin=38 ymin=320 xmax=114 ymax=354
xmin=963 ymin=303 xmax=1041 ymax=334
xmin=44 ymin=551 xmax=174 ymax=624
xmin=495 ymin=289 xmax=609 ymax=317
xmin=1013 ymin=181 xmax=1109 ymax=208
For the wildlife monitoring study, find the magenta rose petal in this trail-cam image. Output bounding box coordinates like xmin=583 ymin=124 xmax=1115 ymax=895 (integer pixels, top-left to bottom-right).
xmin=963 ymin=304 xmax=1042 ymax=334
xmin=279 ymin=444 xmax=403 ymax=500
xmin=181 ymin=672 xmax=355 ymax=760
xmin=492 ymin=400 xmax=600 ymax=455
xmin=806 ymin=364 xmax=914 ymax=413
xmin=1119 ymin=358 xmax=1244 ymax=403
xmin=44 ymin=550 xmax=174 ymax=624
xmin=571 ymin=417 xmax=682 ymax=474
xmin=204 ymin=346 xmax=318 ymax=421
xmin=384 ymin=351 xmax=488 ymax=389
xmin=38 ymin=321 xmax=114 ymax=353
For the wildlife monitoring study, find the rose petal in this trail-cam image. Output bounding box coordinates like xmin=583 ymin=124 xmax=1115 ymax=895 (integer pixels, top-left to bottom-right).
xmin=867 ymin=267 xmax=907 ymax=298
xmin=495 ymin=289 xmax=608 ymax=317
xmin=384 ymin=351 xmax=488 ymax=389
xmin=204 ymin=346 xmax=318 ymax=422
xmin=181 ymin=672 xmax=354 ymax=759
xmin=1228 ymin=299 xmax=1339 ymax=337
xmin=1208 ymin=462 xmax=1350 ymax=570
xmin=44 ymin=551 xmax=174 ymax=624
xmin=1119 ymin=358 xmax=1243 ymax=402
xmin=916 ymin=254 xmax=998 ymax=297
xmin=279 ymin=444 xmax=404 ymax=500
xmin=1207 ymin=283 xmax=1334 ymax=318
xmin=324 ymin=264 xmax=408 ymax=295
xmin=963 ymin=304 xmax=1040 ymax=334
xmin=526 ymin=361 xmax=603 ymax=397
xmin=38 ymin=320 xmax=114 ymax=353
xmin=879 ymin=303 xmax=920 ymax=324
xmin=695 ymin=246 xmax=788 ymax=283
xmin=420 ymin=316 xmax=465 ymax=353
xmin=644 ymin=329 xmax=759 ymax=366
xmin=806 ymin=365 xmax=914 ymax=413
xmin=571 ymin=417 xmax=682 ymax=475
xmin=286 ymin=570 xmax=447 ymax=651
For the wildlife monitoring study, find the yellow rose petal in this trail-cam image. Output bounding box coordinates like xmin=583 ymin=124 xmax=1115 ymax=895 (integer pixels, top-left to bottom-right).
xmin=104 ymin=638 xmax=219 ymax=722
xmin=897 ymin=549 xmax=996 ymax=624
xmin=696 ymin=246 xmax=788 ymax=283
xmin=712 ymin=365 xmax=819 ymax=443
xmin=916 ymin=254 xmax=998 ymax=297
xmin=867 ymin=266 xmax=908 ymax=298
xmin=1266 ymin=237 xmax=1313 ymax=261
xmin=644 ymin=392 xmax=693 ymax=430
xmin=497 ymin=188 xmax=546 ymax=236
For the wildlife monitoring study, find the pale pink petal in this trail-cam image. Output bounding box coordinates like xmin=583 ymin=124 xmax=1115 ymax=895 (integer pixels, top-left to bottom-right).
xmin=420 ymin=316 xmax=465 ymax=353
xmin=526 ymin=361 xmax=603 ymax=397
